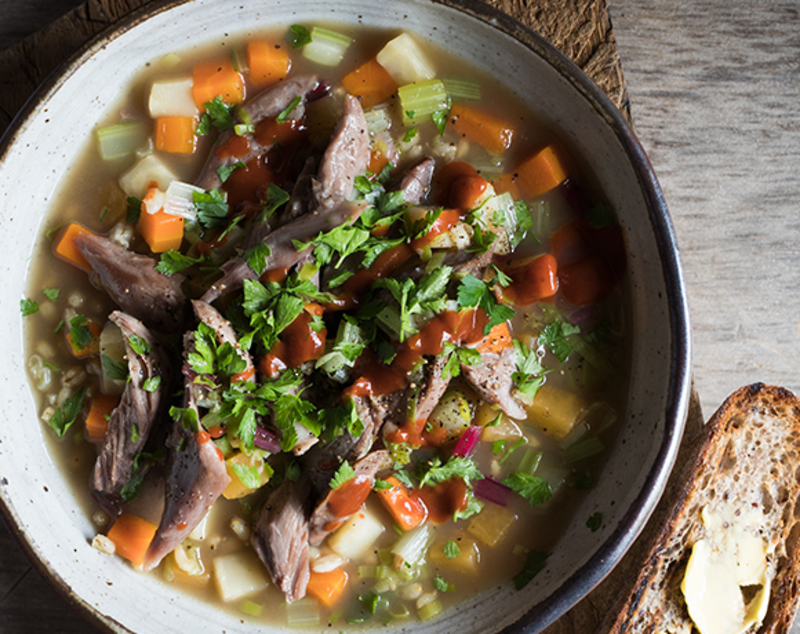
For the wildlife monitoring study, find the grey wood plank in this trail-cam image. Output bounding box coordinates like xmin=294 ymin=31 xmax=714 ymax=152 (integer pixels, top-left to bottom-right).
xmin=0 ymin=0 xmax=86 ymax=51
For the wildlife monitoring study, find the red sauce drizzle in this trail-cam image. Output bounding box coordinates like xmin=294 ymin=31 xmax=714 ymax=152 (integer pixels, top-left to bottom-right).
xmin=327 ymin=474 xmax=373 ymax=518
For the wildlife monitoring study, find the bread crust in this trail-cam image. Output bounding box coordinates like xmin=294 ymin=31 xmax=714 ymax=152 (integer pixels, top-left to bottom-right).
xmin=604 ymin=383 xmax=800 ymax=634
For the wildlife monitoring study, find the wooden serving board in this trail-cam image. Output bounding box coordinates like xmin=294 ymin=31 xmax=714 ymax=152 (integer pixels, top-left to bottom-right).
xmin=0 ymin=1 xmax=700 ymax=632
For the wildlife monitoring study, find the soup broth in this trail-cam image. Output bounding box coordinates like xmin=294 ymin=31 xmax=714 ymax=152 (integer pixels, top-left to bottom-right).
xmin=24 ymin=22 xmax=628 ymax=629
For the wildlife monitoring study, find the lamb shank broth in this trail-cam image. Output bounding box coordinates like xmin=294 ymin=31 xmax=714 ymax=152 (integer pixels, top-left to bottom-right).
xmin=24 ymin=23 xmax=628 ymax=627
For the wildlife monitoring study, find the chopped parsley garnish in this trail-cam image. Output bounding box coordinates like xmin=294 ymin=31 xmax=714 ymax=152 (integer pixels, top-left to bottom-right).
xmin=502 ymin=472 xmax=552 ymax=507
xmin=441 ymin=342 xmax=481 ymax=380
xmin=456 ymin=274 xmax=515 ymax=334
xmin=586 ymin=512 xmax=603 ymax=532
xmin=276 ymin=96 xmax=302 ymax=123
xmin=513 ymin=550 xmax=548 ymax=590
xmin=443 ymin=540 xmax=461 ymax=559
xmin=231 ymin=463 xmax=262 ymax=489
xmin=294 ymin=222 xmax=372 ymax=269
xmin=509 ymin=200 xmax=534 ymax=249
xmin=43 ymin=288 xmax=60 ymax=302
xmin=188 ymin=321 xmax=247 ymax=380
xmin=127 ymin=334 xmax=152 ymax=356
xmin=142 ymin=376 xmax=162 ymax=393
xmin=155 ymin=250 xmax=204 ymax=276
xmin=288 ymin=24 xmax=312 ymax=49
xmin=433 ymin=574 xmax=454 ymax=592
xmin=539 ymin=320 xmax=580 ymax=362
xmin=373 ymin=478 xmax=393 ymax=492
xmin=120 ymin=450 xmax=163 ymax=502
xmin=243 ymin=243 xmax=272 ymax=276
xmin=197 ymin=96 xmax=235 ymax=134
xmin=512 ymin=340 xmax=547 ymax=400
xmin=126 ymin=196 xmax=142 ymax=223
xmin=102 ymin=354 xmax=128 ymax=382
xmin=20 ymin=298 xmax=39 ymax=316
xmin=68 ymin=315 xmax=93 ymax=351
xmin=418 ymin=455 xmax=483 ymax=488
xmin=169 ymin=405 xmax=200 ymax=433
xmin=329 ymin=461 xmax=356 ymax=490
xmin=375 ymin=266 xmax=451 ymax=342
xmin=273 ymin=392 xmax=320 ymax=451
xmin=130 ymin=423 xmax=140 ymax=443
xmin=217 ymin=160 xmax=246 ymax=183
xmin=47 ymin=386 xmax=86 ymax=438
xmin=193 ymin=188 xmax=230 ymax=229
xmin=262 ymin=183 xmax=291 ymax=218
xmin=431 ymin=109 xmax=449 ymax=136
xmin=402 ymin=127 xmax=418 ymax=143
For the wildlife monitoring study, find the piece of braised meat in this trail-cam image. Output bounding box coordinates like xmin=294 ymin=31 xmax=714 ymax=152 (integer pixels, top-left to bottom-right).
xmin=91 ymin=311 xmax=170 ymax=497
xmin=73 ymin=232 xmax=186 ymax=333
xmin=395 ymin=157 xmax=435 ymax=204
xmin=141 ymin=333 xmax=231 ymax=571
xmin=251 ymin=477 xmax=312 ymax=603
xmin=461 ymin=345 xmax=527 ymax=420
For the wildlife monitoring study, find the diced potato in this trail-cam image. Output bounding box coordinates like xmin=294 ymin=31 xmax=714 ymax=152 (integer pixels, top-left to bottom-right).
xmin=222 ymin=451 xmax=271 ymax=500
xmin=526 ymin=383 xmax=588 ymax=441
xmin=479 ymin=410 xmax=523 ymax=443
xmin=468 ymin=506 xmax=518 ymax=547
xmin=429 ymin=221 xmax=473 ymax=250
xmin=427 ymin=389 xmax=471 ymax=443
xmin=428 ymin=537 xmax=481 ymax=574
xmin=148 ymin=77 xmax=199 ymax=117
xmin=212 ymin=551 xmax=269 ymax=602
xmin=118 ymin=153 xmax=178 ymax=198
xmin=376 ymin=33 xmax=435 ymax=85
xmin=328 ymin=504 xmax=385 ymax=560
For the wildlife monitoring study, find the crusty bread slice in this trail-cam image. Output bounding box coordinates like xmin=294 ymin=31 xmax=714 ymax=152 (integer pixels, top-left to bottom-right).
xmin=603 ymin=383 xmax=800 ymax=634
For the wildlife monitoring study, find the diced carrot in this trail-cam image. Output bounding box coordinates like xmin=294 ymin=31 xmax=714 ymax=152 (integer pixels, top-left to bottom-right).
xmin=66 ymin=320 xmax=101 ymax=358
xmin=492 ymin=172 xmax=522 ymax=199
xmin=432 ymin=160 xmax=480 ymax=205
xmin=53 ymin=223 xmax=97 ymax=272
xmin=155 ymin=116 xmax=197 ymax=154
xmin=558 ymin=253 xmax=614 ymax=306
xmin=516 ymin=145 xmax=568 ymax=198
xmin=376 ymin=475 xmax=428 ymax=531
xmin=85 ymin=393 xmax=119 ymax=443
xmin=306 ymin=568 xmax=349 ymax=608
xmin=138 ymin=189 xmax=184 ymax=253
xmin=448 ymin=104 xmax=515 ymax=155
xmin=247 ymin=41 xmax=291 ymax=89
xmin=368 ymin=147 xmax=391 ymax=176
xmin=341 ymin=57 xmax=398 ymax=108
xmin=192 ymin=57 xmax=245 ymax=109
xmin=502 ymin=254 xmax=559 ymax=306
xmin=476 ymin=321 xmax=513 ymax=354
xmin=106 ymin=512 xmax=158 ymax=567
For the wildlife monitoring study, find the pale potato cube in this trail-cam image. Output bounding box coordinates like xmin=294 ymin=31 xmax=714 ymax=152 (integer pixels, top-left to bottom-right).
xmin=328 ymin=505 xmax=385 ymax=560
xmin=212 ymin=551 xmax=269 ymax=602
xmin=148 ymin=77 xmax=199 ymax=117
xmin=468 ymin=506 xmax=518 ymax=547
xmin=118 ymin=154 xmax=178 ymax=198
xmin=526 ymin=384 xmax=588 ymax=441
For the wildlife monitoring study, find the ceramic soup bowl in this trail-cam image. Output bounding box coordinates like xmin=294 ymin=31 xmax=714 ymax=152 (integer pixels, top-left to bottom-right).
xmin=0 ymin=0 xmax=691 ymax=632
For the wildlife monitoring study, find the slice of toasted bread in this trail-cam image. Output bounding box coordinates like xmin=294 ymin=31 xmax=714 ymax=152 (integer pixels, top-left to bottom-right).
xmin=604 ymin=383 xmax=800 ymax=633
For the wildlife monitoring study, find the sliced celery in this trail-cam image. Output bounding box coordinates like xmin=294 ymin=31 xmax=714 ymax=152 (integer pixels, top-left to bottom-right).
xmin=471 ymin=153 xmax=505 ymax=180
xmin=240 ymin=600 xmax=263 ymax=617
xmin=398 ymin=79 xmax=450 ymax=126
xmin=365 ymin=106 xmax=393 ymax=134
xmin=566 ymin=333 xmax=616 ymax=376
xmin=285 ymin=598 xmax=321 ymax=627
xmin=390 ymin=524 xmax=433 ymax=569
xmin=563 ymin=433 xmax=605 ymax=464
xmin=418 ymin=599 xmax=444 ymax=622
xmin=515 ymin=446 xmax=543 ymax=475
xmin=303 ymin=27 xmax=352 ymax=66
xmin=443 ymin=77 xmax=482 ymax=103
xmin=95 ymin=122 xmax=148 ymax=161
xmin=530 ymin=199 xmax=551 ymax=241
xmin=376 ymin=33 xmax=435 ymax=85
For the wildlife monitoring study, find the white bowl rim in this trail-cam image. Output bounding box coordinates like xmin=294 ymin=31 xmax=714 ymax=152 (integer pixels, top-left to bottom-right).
xmin=0 ymin=1 xmax=692 ymax=632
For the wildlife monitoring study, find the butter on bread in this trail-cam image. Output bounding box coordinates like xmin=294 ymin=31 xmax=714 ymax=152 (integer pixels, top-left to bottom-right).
xmin=605 ymin=383 xmax=800 ymax=634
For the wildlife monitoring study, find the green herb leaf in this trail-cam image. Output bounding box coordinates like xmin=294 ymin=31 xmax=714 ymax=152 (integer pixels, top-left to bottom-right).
xmin=289 ymin=24 xmax=312 ymax=49
xmin=502 ymin=472 xmax=552 ymax=507
xmin=402 ymin=127 xmax=418 ymax=143
xmin=433 ymin=574 xmax=454 ymax=592
xmin=126 ymin=196 xmax=142 ymax=223
xmin=443 ymin=540 xmax=461 ymax=559
xmin=201 ymin=96 xmax=236 ymax=131
xmin=539 ymin=320 xmax=581 ymax=362
xmin=510 ymin=200 xmax=534 ymax=249
xmin=419 ymin=455 xmax=483 ymax=488
xmin=512 ymin=340 xmax=547 ymax=400
xmin=431 ymin=109 xmax=449 ymax=136
xmin=142 ymin=376 xmax=162 ymax=393
xmin=102 ymin=354 xmax=129 ymax=381
xmin=43 ymin=288 xmax=60 ymax=302
xmin=47 ymin=386 xmax=86 ymax=438
xmin=155 ymin=250 xmax=204 ymax=276
xmin=263 ymin=183 xmax=291 ymax=217
xmin=20 ymin=298 xmax=39 ymax=316
xmin=513 ymin=550 xmax=548 ymax=590
xmin=586 ymin=512 xmax=602 ymax=532
xmin=217 ymin=160 xmax=247 ymax=183
xmin=243 ymin=243 xmax=272 ymax=276
xmin=232 ymin=463 xmax=262 ymax=489
xmin=329 ymin=461 xmax=356 ymax=490
xmin=276 ymin=96 xmax=302 ymax=124
xmin=127 ymin=334 xmax=152 ymax=356
xmin=193 ymin=188 xmax=230 ymax=229
xmin=68 ymin=315 xmax=93 ymax=352
xmin=456 ymin=274 xmax=515 ymax=333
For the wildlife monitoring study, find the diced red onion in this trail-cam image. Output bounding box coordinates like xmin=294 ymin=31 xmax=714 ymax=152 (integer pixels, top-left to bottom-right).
xmin=474 ymin=476 xmax=512 ymax=507
xmin=254 ymin=426 xmax=282 ymax=453
xmin=452 ymin=425 xmax=482 ymax=457
xmin=306 ymin=80 xmax=331 ymax=103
